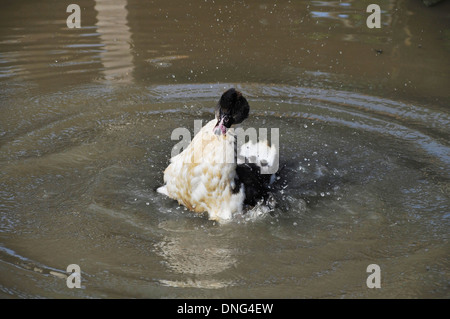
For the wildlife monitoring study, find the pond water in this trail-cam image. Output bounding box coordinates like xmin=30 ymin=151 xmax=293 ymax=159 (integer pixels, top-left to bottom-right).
xmin=0 ymin=0 xmax=448 ymax=298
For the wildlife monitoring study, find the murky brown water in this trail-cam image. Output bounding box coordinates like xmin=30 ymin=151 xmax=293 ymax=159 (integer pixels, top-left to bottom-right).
xmin=0 ymin=0 xmax=449 ymax=298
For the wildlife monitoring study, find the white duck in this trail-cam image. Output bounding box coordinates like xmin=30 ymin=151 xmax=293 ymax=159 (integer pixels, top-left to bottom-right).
xmin=157 ymin=88 xmax=277 ymax=222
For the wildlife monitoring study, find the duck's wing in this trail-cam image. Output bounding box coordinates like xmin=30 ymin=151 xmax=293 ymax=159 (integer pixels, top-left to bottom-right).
xmin=238 ymin=140 xmax=278 ymax=175
xmin=236 ymin=140 xmax=278 ymax=206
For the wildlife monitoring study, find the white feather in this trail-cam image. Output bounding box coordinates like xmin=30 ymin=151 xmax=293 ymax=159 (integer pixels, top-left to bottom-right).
xmin=159 ymin=119 xmax=245 ymax=222
xmin=239 ymin=140 xmax=277 ymax=174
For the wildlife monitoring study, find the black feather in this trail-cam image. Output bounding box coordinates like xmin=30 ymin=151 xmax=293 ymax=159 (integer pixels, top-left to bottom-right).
xmin=236 ymin=163 xmax=273 ymax=207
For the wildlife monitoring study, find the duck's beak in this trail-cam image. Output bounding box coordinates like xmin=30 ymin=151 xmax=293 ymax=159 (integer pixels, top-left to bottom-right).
xmin=214 ymin=115 xmax=228 ymax=136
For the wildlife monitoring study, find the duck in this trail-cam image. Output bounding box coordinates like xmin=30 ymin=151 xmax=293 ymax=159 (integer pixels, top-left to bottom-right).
xmin=157 ymin=88 xmax=278 ymax=222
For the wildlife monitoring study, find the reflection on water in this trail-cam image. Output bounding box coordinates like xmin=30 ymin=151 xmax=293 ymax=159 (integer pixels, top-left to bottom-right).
xmin=309 ymin=0 xmax=394 ymax=28
xmin=0 ymin=0 xmax=448 ymax=103
xmin=155 ymin=235 xmax=236 ymax=276
xmin=155 ymin=224 xmax=237 ymax=289
xmin=0 ymin=0 xmax=449 ymax=299
xmin=94 ymin=0 xmax=133 ymax=82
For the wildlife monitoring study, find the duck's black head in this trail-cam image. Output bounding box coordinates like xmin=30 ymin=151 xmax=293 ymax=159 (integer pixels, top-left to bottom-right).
xmin=214 ymin=88 xmax=250 ymax=136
